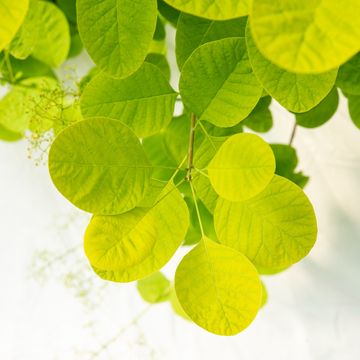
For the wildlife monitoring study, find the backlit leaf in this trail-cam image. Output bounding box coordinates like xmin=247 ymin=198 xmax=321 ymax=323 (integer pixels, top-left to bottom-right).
xmin=243 ymin=96 xmax=272 ymax=133
xmin=137 ymin=272 xmax=171 ymax=303
xmin=336 ymin=53 xmax=360 ymax=96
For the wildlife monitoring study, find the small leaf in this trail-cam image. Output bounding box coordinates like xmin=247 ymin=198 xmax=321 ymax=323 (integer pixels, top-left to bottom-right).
xmin=85 ymin=184 xmax=189 ymax=282
xmin=137 ymin=272 xmax=171 ymax=303
xmin=175 ymin=237 xmax=262 ymax=335
xmin=337 ymin=53 xmax=360 ymax=96
xmin=180 ymin=38 xmax=263 ymax=127
xmin=145 ymin=53 xmax=171 ymax=81
xmin=49 ymin=117 xmax=152 ymax=215
xmin=80 ymin=63 xmax=177 ymax=138
xmin=348 ymin=95 xmax=360 ymax=130
xmin=0 ymin=124 xmax=22 ymax=141
xmin=214 ymin=175 xmax=318 ymax=269
xmin=208 ymin=133 xmax=275 ymax=202
xmin=243 ymin=96 xmax=273 ymax=133
xmin=77 ymin=0 xmax=157 ymax=78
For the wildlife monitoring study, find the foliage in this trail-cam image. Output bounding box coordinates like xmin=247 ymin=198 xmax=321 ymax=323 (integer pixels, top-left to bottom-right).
xmin=1 ymin=0 xmax=360 ymax=336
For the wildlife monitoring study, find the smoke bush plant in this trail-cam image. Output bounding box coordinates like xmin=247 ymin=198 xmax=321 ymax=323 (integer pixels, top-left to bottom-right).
xmin=1 ymin=0 xmax=360 ymax=335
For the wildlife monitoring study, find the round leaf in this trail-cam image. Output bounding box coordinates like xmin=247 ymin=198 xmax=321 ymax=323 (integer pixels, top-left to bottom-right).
xmin=49 ymin=117 xmax=152 ymax=215
xmin=175 ymin=237 xmax=262 ymax=335
xmin=137 ymin=272 xmax=171 ymax=303
xmin=208 ymin=133 xmax=275 ymax=202
xmin=246 ymin=25 xmax=337 ymax=113
xmin=77 ymin=0 xmax=157 ymax=78
xmin=180 ymin=38 xmax=263 ymax=127
xmin=348 ymin=95 xmax=360 ymax=130
xmin=163 ymin=0 xmax=250 ymax=20
xmin=250 ymin=0 xmax=360 ymax=73
xmin=85 ymin=185 xmax=190 ymax=282
xmin=214 ymin=175 xmax=318 ymax=269
xmin=336 ymin=53 xmax=360 ymax=96
xmin=80 ymin=63 xmax=177 ymax=138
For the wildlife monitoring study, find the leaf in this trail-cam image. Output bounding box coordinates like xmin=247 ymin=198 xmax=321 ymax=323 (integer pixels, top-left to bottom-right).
xmin=9 ymin=0 xmax=41 ymax=59
xmin=0 ymin=124 xmax=22 ymax=141
xmin=208 ymin=133 xmax=275 ymax=202
xmin=261 ymin=281 xmax=268 ymax=307
xmin=243 ymin=96 xmax=273 ymax=133
xmin=246 ymin=25 xmax=338 ymax=113
xmin=169 ymin=287 xmax=190 ymax=320
xmin=176 ymin=13 xmax=247 ymax=69
xmin=85 ymin=184 xmax=189 ymax=282
xmin=336 ymin=53 xmax=360 ymax=96
xmin=77 ymin=0 xmax=157 ymax=78
xmin=250 ymin=0 xmax=360 ymax=74
xmin=163 ymin=0 xmax=250 ymax=20
xmin=49 ymin=117 xmax=152 ymax=215
xmin=80 ymin=63 xmax=177 ymax=138
xmin=145 ymin=53 xmax=171 ymax=81
xmin=214 ymin=175 xmax=318 ymax=269
xmin=57 ymin=0 xmax=77 ymax=23
xmin=175 ymin=237 xmax=262 ymax=335
xmin=295 ymin=88 xmax=339 ymax=129
xmin=31 ymin=1 xmax=70 ymax=67
xmin=157 ymin=0 xmax=180 ymax=28
xmin=270 ymin=144 xmax=309 ymax=189
xmin=0 ymin=0 xmax=29 ymax=50
xmin=348 ymin=95 xmax=360 ymax=130
xmin=180 ymin=38 xmax=263 ymax=127
xmin=8 ymin=56 xmax=55 ymax=80
xmin=137 ymin=272 xmax=171 ymax=303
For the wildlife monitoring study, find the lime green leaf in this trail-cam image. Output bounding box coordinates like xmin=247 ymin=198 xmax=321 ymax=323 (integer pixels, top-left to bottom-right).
xmin=214 ymin=175 xmax=318 ymax=269
xmin=137 ymin=272 xmax=171 ymax=303
xmin=153 ymin=17 xmax=166 ymax=41
xmin=0 ymin=124 xmax=22 ymax=141
xmin=57 ymin=0 xmax=77 ymax=23
xmin=0 ymin=0 xmax=29 ymax=50
xmin=246 ymin=25 xmax=337 ymax=113
xmin=257 ymin=264 xmax=289 ymax=276
xmin=85 ymin=185 xmax=189 ymax=282
xmin=157 ymin=0 xmax=180 ymax=27
xmin=243 ymin=96 xmax=272 ymax=133
xmin=77 ymin=0 xmax=157 ymax=78
xmin=176 ymin=13 xmax=247 ymax=69
xmin=68 ymin=33 xmax=83 ymax=59
xmin=175 ymin=237 xmax=262 ymax=335
xmin=261 ymin=281 xmax=268 ymax=307
xmin=169 ymin=287 xmax=190 ymax=320
xmin=163 ymin=0 xmax=249 ymax=20
xmin=348 ymin=95 xmax=360 ymax=130
xmin=270 ymin=144 xmax=309 ymax=189
xmin=8 ymin=56 xmax=55 ymax=80
xmin=145 ymin=53 xmax=171 ymax=81
xmin=336 ymin=53 xmax=360 ymax=96
xmin=250 ymin=0 xmax=360 ymax=74
xmin=54 ymin=103 xmax=83 ymax=135
xmin=296 ymin=88 xmax=339 ymax=129
xmin=80 ymin=63 xmax=177 ymax=138
xmin=180 ymin=38 xmax=263 ymax=127
xmin=9 ymin=0 xmax=41 ymax=59
xmin=208 ymin=133 xmax=275 ymax=202
xmin=49 ymin=117 xmax=152 ymax=215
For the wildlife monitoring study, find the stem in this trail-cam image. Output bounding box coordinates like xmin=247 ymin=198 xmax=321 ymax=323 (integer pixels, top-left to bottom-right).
xmin=4 ymin=52 xmax=14 ymax=83
xmin=289 ymin=122 xmax=297 ymax=146
xmin=186 ymin=113 xmax=197 ymax=181
xmin=190 ymin=182 xmax=205 ymax=237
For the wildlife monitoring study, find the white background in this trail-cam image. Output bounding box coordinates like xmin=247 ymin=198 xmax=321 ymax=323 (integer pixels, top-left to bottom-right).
xmin=1 ymin=32 xmax=360 ymax=360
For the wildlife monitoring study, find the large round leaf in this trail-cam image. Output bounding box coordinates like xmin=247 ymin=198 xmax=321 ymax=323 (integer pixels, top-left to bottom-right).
xmin=49 ymin=117 xmax=152 ymax=215
xmin=180 ymin=38 xmax=263 ymax=127
xmin=246 ymin=25 xmax=337 ymax=113
xmin=176 ymin=13 xmax=247 ymax=69
xmin=214 ymin=175 xmax=318 ymax=269
xmin=77 ymin=0 xmax=157 ymax=78
xmin=208 ymin=133 xmax=275 ymax=202
xmin=80 ymin=63 xmax=177 ymax=138
xmin=250 ymin=0 xmax=360 ymax=74
xmin=0 ymin=0 xmax=29 ymax=50
xmin=175 ymin=237 xmax=262 ymax=335
xmin=85 ymin=185 xmax=189 ymax=282
xmin=163 ymin=0 xmax=250 ymax=20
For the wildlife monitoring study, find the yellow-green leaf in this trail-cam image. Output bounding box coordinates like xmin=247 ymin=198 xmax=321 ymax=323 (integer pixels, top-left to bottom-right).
xmin=137 ymin=272 xmax=171 ymax=303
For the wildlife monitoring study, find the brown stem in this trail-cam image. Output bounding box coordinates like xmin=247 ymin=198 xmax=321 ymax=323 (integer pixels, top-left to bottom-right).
xmin=289 ymin=122 xmax=297 ymax=146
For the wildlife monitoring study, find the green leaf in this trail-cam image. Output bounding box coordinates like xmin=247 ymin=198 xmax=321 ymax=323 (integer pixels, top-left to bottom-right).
xmin=295 ymin=88 xmax=339 ymax=129
xmin=348 ymin=95 xmax=360 ymax=130
xmin=85 ymin=184 xmax=189 ymax=282
xmin=169 ymin=287 xmax=190 ymax=320
xmin=180 ymin=38 xmax=263 ymax=127
xmin=157 ymin=0 xmax=180 ymax=28
xmin=336 ymin=53 xmax=360 ymax=96
xmin=250 ymin=0 xmax=360 ymax=73
xmin=54 ymin=102 xmax=83 ymax=135
xmin=176 ymin=13 xmax=247 ymax=69
xmin=261 ymin=281 xmax=268 ymax=307
xmin=243 ymin=96 xmax=272 ymax=133
xmin=175 ymin=237 xmax=262 ymax=335
xmin=0 ymin=0 xmax=29 ymax=50
xmin=77 ymin=0 xmax=157 ymax=78
xmin=137 ymin=272 xmax=171 ymax=303
xmin=214 ymin=175 xmax=318 ymax=269
xmin=0 ymin=124 xmax=22 ymax=141
xmin=246 ymin=25 xmax=338 ymax=113
xmin=57 ymin=0 xmax=77 ymax=23
xmin=270 ymin=144 xmax=309 ymax=189
xmin=31 ymin=1 xmax=70 ymax=67
xmin=80 ymin=63 xmax=177 ymax=138
xmin=49 ymin=117 xmax=152 ymax=215
xmin=208 ymin=133 xmax=275 ymax=202
xmin=7 ymin=56 xmax=55 ymax=80
xmin=9 ymin=0 xmax=41 ymax=59
xmin=145 ymin=53 xmax=171 ymax=81
xmin=163 ymin=0 xmax=249 ymax=20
